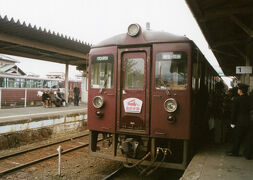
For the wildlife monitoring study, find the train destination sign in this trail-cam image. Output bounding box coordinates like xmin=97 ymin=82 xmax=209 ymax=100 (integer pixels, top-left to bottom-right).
xmin=236 ymin=66 xmax=252 ymax=74
xmin=162 ymin=53 xmax=181 ymax=60
xmin=92 ymin=54 xmax=113 ymax=62
xmin=123 ymin=98 xmax=143 ymax=113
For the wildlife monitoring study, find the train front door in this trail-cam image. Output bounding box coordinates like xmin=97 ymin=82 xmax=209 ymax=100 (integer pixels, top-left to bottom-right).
xmin=117 ymin=48 xmax=150 ymax=134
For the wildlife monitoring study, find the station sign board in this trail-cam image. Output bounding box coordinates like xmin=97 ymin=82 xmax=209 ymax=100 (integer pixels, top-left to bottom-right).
xmin=236 ymin=66 xmax=252 ymax=74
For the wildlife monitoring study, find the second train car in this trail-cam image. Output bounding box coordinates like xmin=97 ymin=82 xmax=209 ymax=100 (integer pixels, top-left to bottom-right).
xmin=88 ymin=24 xmax=220 ymax=172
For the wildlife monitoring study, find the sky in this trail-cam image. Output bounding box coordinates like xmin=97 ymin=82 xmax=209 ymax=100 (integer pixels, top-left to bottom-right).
xmin=0 ymin=0 xmax=228 ymax=83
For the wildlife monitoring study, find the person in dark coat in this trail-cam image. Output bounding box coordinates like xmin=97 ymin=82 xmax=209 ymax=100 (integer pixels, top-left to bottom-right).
xmin=55 ymin=89 xmax=66 ymax=107
xmin=244 ymin=91 xmax=253 ymax=159
xmin=73 ymin=86 xmax=80 ymax=106
xmin=227 ymin=83 xmax=252 ymax=157
xmin=42 ymin=90 xmax=50 ymax=108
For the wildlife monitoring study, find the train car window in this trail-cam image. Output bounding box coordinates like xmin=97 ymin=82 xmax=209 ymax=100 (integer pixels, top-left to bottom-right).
xmin=34 ymin=80 xmax=42 ymax=88
xmin=43 ymin=80 xmax=48 ymax=88
xmin=25 ymin=79 xmax=31 ymax=88
xmin=124 ymin=58 xmax=144 ymax=89
xmin=0 ymin=77 xmax=5 ymax=87
xmin=90 ymin=55 xmax=113 ymax=89
xmin=20 ymin=78 xmax=25 ymax=88
xmin=155 ymin=52 xmax=187 ymax=90
xmin=51 ymin=81 xmax=60 ymax=89
xmin=14 ymin=78 xmax=21 ymax=88
xmin=30 ymin=80 xmax=36 ymax=88
xmin=7 ymin=78 xmax=15 ymax=88
xmin=58 ymin=81 xmax=63 ymax=88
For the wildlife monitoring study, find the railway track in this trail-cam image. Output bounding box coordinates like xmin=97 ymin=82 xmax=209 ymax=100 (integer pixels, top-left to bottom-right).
xmin=102 ymin=166 xmax=125 ymax=180
xmin=0 ymin=132 xmax=91 ymax=177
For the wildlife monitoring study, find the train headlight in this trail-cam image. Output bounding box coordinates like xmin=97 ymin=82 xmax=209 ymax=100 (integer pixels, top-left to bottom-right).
xmin=128 ymin=24 xmax=141 ymax=37
xmin=164 ymin=98 xmax=177 ymax=113
xmin=93 ymin=96 xmax=104 ymax=108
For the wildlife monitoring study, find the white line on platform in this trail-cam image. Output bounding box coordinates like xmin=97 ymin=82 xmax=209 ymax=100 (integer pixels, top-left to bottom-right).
xmin=0 ymin=108 xmax=86 ymax=120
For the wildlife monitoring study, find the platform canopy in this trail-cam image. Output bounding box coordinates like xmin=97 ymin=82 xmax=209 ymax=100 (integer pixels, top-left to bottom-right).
xmin=0 ymin=15 xmax=91 ymax=69
xmin=186 ymin=0 xmax=253 ymax=76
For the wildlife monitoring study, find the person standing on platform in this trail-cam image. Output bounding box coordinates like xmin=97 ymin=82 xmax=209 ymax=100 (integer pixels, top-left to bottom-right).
xmin=244 ymin=91 xmax=253 ymax=159
xmin=227 ymin=83 xmax=251 ymax=158
xmin=73 ymin=86 xmax=80 ymax=106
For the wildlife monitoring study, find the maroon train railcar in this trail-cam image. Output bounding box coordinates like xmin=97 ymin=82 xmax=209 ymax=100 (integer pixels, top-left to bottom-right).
xmin=0 ymin=74 xmax=81 ymax=108
xmin=88 ymin=24 xmax=218 ymax=170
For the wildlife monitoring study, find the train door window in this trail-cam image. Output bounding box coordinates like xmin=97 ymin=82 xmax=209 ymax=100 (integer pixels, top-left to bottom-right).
xmin=90 ymin=55 xmax=113 ymax=89
xmin=124 ymin=58 xmax=144 ymax=89
xmin=155 ymin=52 xmax=187 ymax=90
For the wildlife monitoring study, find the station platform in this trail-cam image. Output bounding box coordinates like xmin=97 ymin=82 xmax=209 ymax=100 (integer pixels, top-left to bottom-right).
xmin=0 ymin=103 xmax=87 ymax=125
xmin=181 ymin=143 xmax=253 ymax=180
xmin=0 ymin=104 xmax=87 ymax=151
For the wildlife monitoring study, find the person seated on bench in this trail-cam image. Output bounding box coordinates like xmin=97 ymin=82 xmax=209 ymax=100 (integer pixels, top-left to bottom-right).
xmin=42 ymin=90 xmax=51 ymax=108
xmin=55 ymin=89 xmax=66 ymax=107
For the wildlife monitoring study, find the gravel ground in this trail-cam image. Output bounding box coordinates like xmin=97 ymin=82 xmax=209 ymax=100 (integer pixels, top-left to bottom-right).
xmin=0 ymin=132 xmax=183 ymax=180
xmin=0 ymin=145 xmax=121 ymax=180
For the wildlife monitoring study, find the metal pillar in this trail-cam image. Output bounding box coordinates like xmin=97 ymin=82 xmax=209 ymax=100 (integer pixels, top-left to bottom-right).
xmin=65 ymin=64 xmax=69 ymax=104
xmin=24 ymin=89 xmax=27 ymax=107
xmin=0 ymin=88 xmax=1 ymax=109
xmin=244 ymin=58 xmax=250 ymax=85
xmin=81 ymin=68 xmax=88 ymax=103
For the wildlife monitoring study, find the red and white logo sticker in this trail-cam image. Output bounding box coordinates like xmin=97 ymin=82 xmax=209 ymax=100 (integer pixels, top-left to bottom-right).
xmin=123 ymin=98 xmax=143 ymax=113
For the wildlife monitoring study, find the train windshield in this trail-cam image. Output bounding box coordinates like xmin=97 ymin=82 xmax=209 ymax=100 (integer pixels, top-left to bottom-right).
xmin=90 ymin=55 xmax=114 ymax=89
xmin=155 ymin=52 xmax=187 ymax=90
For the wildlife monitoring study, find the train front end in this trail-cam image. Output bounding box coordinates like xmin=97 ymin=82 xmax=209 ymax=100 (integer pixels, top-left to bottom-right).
xmin=88 ymin=24 xmax=192 ymax=170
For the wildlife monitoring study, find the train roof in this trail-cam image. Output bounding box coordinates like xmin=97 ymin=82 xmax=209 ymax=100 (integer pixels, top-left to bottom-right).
xmin=0 ymin=74 xmax=80 ymax=82
xmin=93 ymin=28 xmax=190 ymax=48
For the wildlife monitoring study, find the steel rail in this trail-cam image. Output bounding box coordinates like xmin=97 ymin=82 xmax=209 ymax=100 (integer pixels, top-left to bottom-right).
xmin=102 ymin=166 xmax=125 ymax=180
xmin=0 ymin=132 xmax=89 ymax=160
xmin=0 ymin=137 xmax=102 ymax=177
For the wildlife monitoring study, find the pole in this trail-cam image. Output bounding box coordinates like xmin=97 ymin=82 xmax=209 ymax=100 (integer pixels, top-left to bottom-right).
xmin=0 ymin=88 xmax=1 ymax=109
xmin=65 ymin=64 xmax=69 ymax=104
xmin=24 ymin=89 xmax=27 ymax=108
xmin=57 ymin=146 xmax=63 ymax=176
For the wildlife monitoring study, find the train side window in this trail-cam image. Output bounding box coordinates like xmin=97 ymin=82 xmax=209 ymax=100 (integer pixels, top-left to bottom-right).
xmin=20 ymin=79 xmax=25 ymax=88
xmin=25 ymin=79 xmax=31 ymax=88
xmin=14 ymin=78 xmax=21 ymax=88
xmin=7 ymin=78 xmax=15 ymax=88
xmin=155 ymin=52 xmax=187 ymax=90
xmin=0 ymin=77 xmax=5 ymax=87
xmin=90 ymin=55 xmax=113 ymax=89
xmin=51 ymin=81 xmax=60 ymax=89
xmin=124 ymin=58 xmax=144 ymax=89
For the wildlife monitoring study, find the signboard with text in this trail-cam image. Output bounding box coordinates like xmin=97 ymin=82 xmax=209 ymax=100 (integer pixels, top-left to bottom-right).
xmin=123 ymin=98 xmax=143 ymax=113
xmin=236 ymin=66 xmax=252 ymax=74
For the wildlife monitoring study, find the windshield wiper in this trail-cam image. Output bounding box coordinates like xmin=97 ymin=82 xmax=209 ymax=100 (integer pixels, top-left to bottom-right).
xmin=99 ymin=74 xmax=109 ymax=94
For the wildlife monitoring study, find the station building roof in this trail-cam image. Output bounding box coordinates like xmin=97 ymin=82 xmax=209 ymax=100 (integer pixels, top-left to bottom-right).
xmin=186 ymin=0 xmax=253 ymax=76
xmin=0 ymin=15 xmax=91 ymax=68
